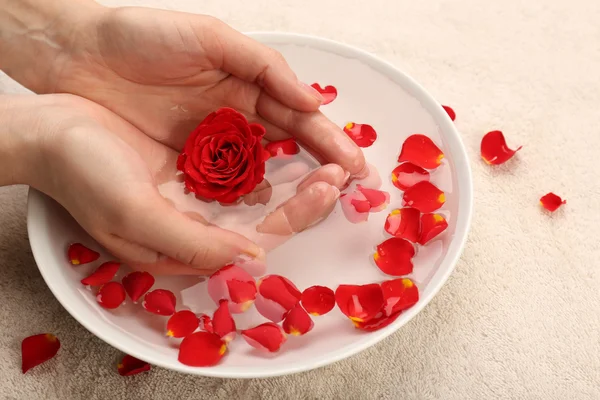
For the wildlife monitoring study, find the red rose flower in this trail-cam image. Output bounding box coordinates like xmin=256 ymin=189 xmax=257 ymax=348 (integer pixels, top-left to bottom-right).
xmin=177 ymin=108 xmax=268 ymax=203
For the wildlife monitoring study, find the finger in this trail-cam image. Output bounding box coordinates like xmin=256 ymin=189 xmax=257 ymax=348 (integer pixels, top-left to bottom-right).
xmin=256 ymin=181 xmax=340 ymax=235
xmin=297 ymin=164 xmax=348 ymax=193
xmin=197 ymin=16 xmax=324 ymax=111
xmin=256 ymin=93 xmax=368 ymax=178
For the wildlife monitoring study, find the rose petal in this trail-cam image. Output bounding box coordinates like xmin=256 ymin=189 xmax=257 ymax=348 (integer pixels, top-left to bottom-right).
xmin=212 ymin=300 xmax=236 ymax=342
xmin=241 ymin=323 xmax=287 ymax=353
xmin=67 ymin=243 xmax=100 ymax=266
xmin=335 ymin=284 xmax=384 ymax=323
xmin=81 ymin=261 xmax=120 ymax=287
xmin=265 ymin=138 xmax=300 ymax=158
xmin=208 ymin=265 xmax=257 ymax=313
xmin=540 ymin=192 xmax=566 ymax=212
xmin=480 ymin=130 xmax=522 ymax=165
xmin=418 ymin=213 xmax=448 ymax=245
xmin=117 ymin=355 xmax=151 ymax=376
xmin=340 ymin=191 xmax=370 ymax=223
xmin=343 ymin=123 xmax=377 ymax=148
xmin=398 ymin=134 xmax=444 ymax=169
xmin=356 ymin=185 xmax=390 ymax=212
xmin=96 ymin=282 xmax=126 ymax=309
xmin=197 ymin=313 xmax=214 ymax=333
xmin=122 ymin=271 xmax=155 ymax=303
xmin=391 ymin=163 xmax=430 ymax=191
xmin=255 ymin=275 xmax=301 ymax=322
xmin=310 ymin=83 xmax=338 ymax=105
xmin=282 ymin=304 xmax=314 ymax=336
xmin=403 ymin=181 xmax=446 ymax=213
xmin=373 ymin=238 xmax=415 ymax=276
xmin=381 ymin=278 xmax=419 ymax=316
xmin=384 ymin=208 xmax=421 ymax=243
xmin=442 ymin=105 xmax=456 ymax=121
xmin=142 ymin=289 xmax=176 ymax=316
xmin=353 ymin=311 xmax=402 ymax=332
xmin=21 ymin=333 xmax=60 ymax=373
xmin=167 ymin=310 xmax=200 ymax=338
xmin=178 ymin=332 xmax=227 ymax=367
xmin=301 ymin=285 xmax=336 ymax=316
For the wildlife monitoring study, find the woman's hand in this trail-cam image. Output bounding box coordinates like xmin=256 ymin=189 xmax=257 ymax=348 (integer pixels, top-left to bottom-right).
xmin=0 ymin=94 xmax=344 ymax=275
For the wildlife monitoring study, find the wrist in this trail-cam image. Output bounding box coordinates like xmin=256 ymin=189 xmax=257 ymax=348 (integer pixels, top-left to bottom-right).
xmin=0 ymin=0 xmax=104 ymax=93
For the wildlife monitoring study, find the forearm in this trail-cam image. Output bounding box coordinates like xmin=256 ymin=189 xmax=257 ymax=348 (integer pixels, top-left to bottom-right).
xmin=0 ymin=0 xmax=101 ymax=92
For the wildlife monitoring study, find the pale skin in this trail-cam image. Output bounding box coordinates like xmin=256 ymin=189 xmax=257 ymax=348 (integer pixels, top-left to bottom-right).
xmin=0 ymin=0 xmax=366 ymax=275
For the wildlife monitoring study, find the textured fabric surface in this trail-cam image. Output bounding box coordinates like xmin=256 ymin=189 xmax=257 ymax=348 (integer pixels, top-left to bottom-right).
xmin=1 ymin=0 xmax=599 ymax=399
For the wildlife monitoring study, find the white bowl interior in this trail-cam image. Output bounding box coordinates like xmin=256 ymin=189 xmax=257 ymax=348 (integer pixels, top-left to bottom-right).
xmin=27 ymin=33 xmax=472 ymax=378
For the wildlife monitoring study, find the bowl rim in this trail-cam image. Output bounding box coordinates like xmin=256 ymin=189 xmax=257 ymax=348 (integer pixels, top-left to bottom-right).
xmin=27 ymin=31 xmax=473 ymax=378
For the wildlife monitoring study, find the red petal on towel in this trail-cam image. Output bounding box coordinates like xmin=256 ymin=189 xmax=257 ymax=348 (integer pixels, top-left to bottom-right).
xmin=540 ymin=192 xmax=566 ymax=212
xmin=208 ymin=265 xmax=257 ymax=313
xmin=343 ymin=123 xmax=377 ymax=148
xmin=442 ymin=105 xmax=456 ymax=121
xmin=142 ymin=289 xmax=176 ymax=316
xmin=311 ymin=83 xmax=338 ymax=105
xmin=21 ymin=333 xmax=60 ymax=373
xmin=81 ymin=261 xmax=120 ymax=286
xmin=398 ymin=134 xmax=444 ymax=169
xmin=282 ymin=304 xmax=314 ymax=336
xmin=351 ymin=198 xmax=371 ymax=213
xmin=178 ymin=332 xmax=227 ymax=367
xmin=418 ymin=213 xmax=448 ymax=245
xmin=301 ymin=285 xmax=335 ymax=316
xmin=265 ymin=138 xmax=300 ymax=158
xmin=340 ymin=191 xmax=370 ymax=223
xmin=167 ymin=310 xmax=199 ymax=338
xmin=356 ymin=185 xmax=390 ymax=212
xmin=353 ymin=311 xmax=402 ymax=332
xmin=391 ymin=163 xmax=430 ymax=191
xmin=197 ymin=313 xmax=214 ymax=333
xmin=255 ymin=275 xmax=301 ymax=322
xmin=122 ymin=271 xmax=155 ymax=303
xmin=480 ymin=130 xmax=522 ymax=165
xmin=384 ymin=208 xmax=421 ymax=243
xmin=335 ymin=284 xmax=384 ymax=322
xmin=212 ymin=300 xmax=236 ymax=342
xmin=373 ymin=238 xmax=415 ymax=276
xmin=241 ymin=323 xmax=287 ymax=352
xmin=96 ymin=282 xmax=126 ymax=309
xmin=381 ymin=278 xmax=419 ymax=316
xmin=403 ymin=181 xmax=445 ymax=212
xmin=117 ymin=354 xmax=151 ymax=376
xmin=67 ymin=243 xmax=100 ymax=265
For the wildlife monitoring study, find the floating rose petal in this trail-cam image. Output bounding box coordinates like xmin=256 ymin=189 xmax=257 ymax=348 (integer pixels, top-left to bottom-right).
xmin=208 ymin=265 xmax=257 ymax=314
xmin=343 ymin=123 xmax=377 ymax=148
xmin=418 ymin=213 xmax=448 ymax=245
xmin=117 ymin=354 xmax=151 ymax=376
xmin=96 ymin=282 xmax=126 ymax=309
xmin=301 ymin=285 xmax=335 ymax=316
xmin=143 ymin=289 xmax=176 ymax=316
xmin=403 ymin=181 xmax=445 ymax=213
xmin=21 ymin=333 xmax=60 ymax=373
xmin=282 ymin=304 xmax=314 ymax=336
xmin=340 ymin=192 xmax=370 ymax=224
xmin=384 ymin=208 xmax=420 ymax=243
xmin=311 ymin=83 xmax=337 ymax=105
xmin=381 ymin=278 xmax=419 ymax=316
xmin=356 ymin=185 xmax=390 ymax=212
xmin=254 ymin=275 xmax=301 ymax=322
xmin=480 ymin=130 xmax=522 ymax=165
xmin=391 ymin=163 xmax=430 ymax=191
xmin=265 ymin=138 xmax=300 ymax=158
xmin=353 ymin=311 xmax=402 ymax=332
xmin=167 ymin=310 xmax=199 ymax=338
xmin=122 ymin=271 xmax=155 ymax=303
xmin=178 ymin=332 xmax=227 ymax=367
xmin=335 ymin=284 xmax=384 ymax=323
xmin=197 ymin=313 xmax=214 ymax=333
xmin=81 ymin=261 xmax=120 ymax=286
xmin=67 ymin=243 xmax=100 ymax=266
xmin=442 ymin=105 xmax=456 ymax=121
xmin=398 ymin=134 xmax=444 ymax=169
xmin=373 ymin=238 xmax=415 ymax=276
xmin=540 ymin=192 xmax=566 ymax=212
xmin=212 ymin=300 xmax=236 ymax=342
xmin=241 ymin=323 xmax=287 ymax=353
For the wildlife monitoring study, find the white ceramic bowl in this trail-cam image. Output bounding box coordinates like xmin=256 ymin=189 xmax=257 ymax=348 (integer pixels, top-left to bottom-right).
xmin=27 ymin=33 xmax=473 ymax=378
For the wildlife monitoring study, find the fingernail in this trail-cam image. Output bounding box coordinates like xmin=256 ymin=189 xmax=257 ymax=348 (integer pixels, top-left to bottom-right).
xmin=299 ymin=81 xmax=324 ymax=103
xmin=332 ymin=185 xmax=341 ymax=200
xmin=343 ymin=171 xmax=351 ymax=184
xmin=243 ymin=245 xmax=266 ymax=262
xmin=351 ymin=164 xmax=370 ymax=180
